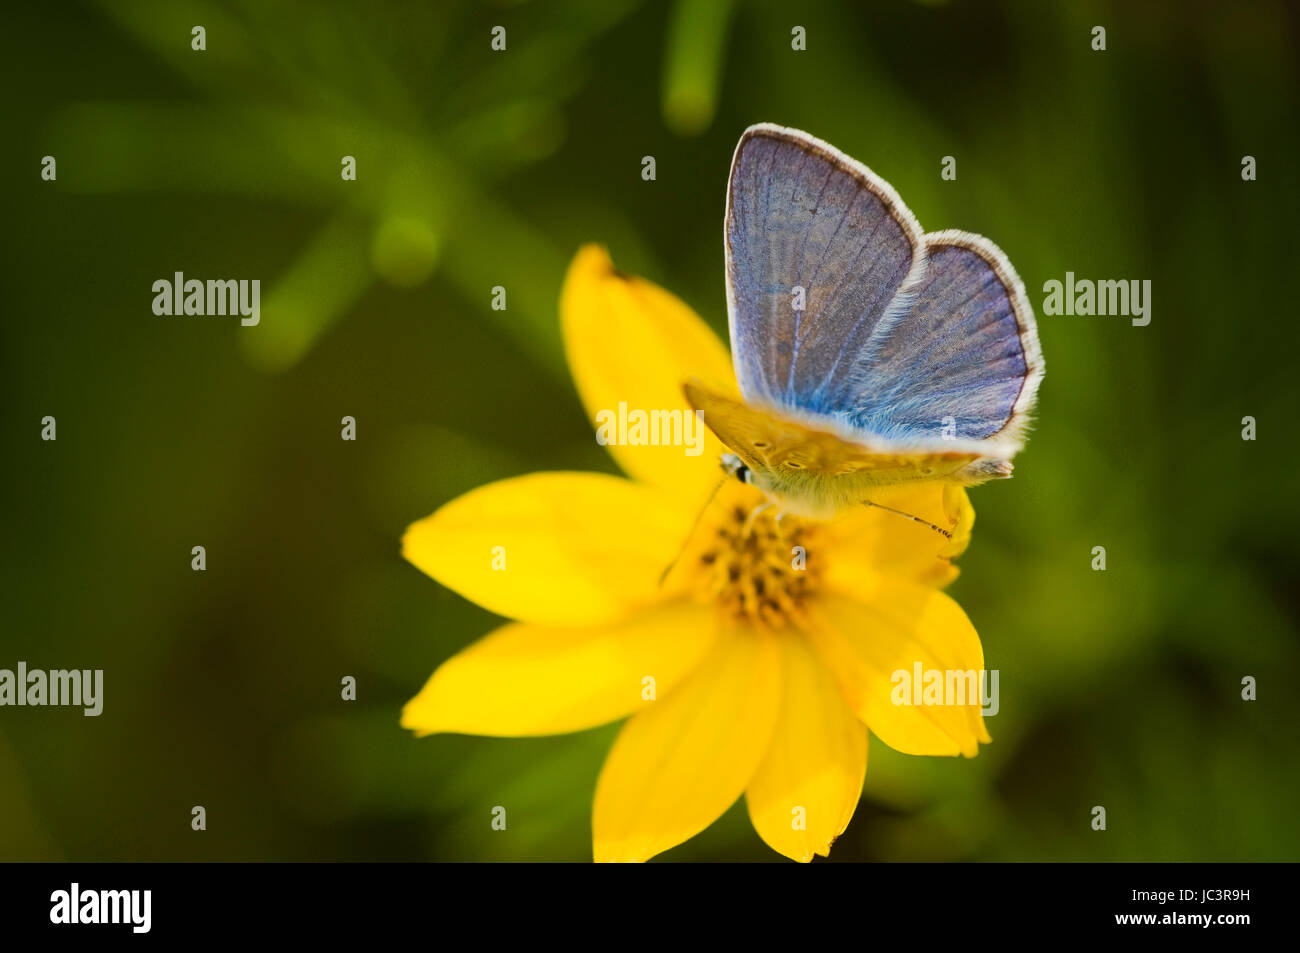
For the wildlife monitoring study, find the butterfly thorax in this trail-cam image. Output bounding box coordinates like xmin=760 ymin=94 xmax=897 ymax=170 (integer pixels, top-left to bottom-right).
xmin=735 ymin=467 xmax=875 ymax=520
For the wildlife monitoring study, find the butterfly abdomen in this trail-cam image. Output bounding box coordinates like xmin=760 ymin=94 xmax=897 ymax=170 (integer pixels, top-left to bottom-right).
xmin=751 ymin=455 xmax=1002 ymax=520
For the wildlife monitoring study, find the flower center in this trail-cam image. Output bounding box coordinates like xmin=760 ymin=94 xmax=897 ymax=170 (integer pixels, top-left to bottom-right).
xmin=694 ymin=502 xmax=819 ymax=630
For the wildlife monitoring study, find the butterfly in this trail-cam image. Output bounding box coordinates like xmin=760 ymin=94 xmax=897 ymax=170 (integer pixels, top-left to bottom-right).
xmin=684 ymin=123 xmax=1044 ymax=524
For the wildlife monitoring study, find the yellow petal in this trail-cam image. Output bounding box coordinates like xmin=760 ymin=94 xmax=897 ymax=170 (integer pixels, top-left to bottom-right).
xmin=560 ymin=245 xmax=736 ymax=502
xmin=401 ymin=602 xmax=718 ymax=737
xmin=938 ymin=483 xmax=976 ymax=559
xmin=807 ymin=590 xmax=991 ymax=758
xmin=746 ymin=635 xmax=867 ymax=862
xmin=815 ymin=483 xmax=975 ymax=593
xmin=402 ymin=471 xmax=691 ymax=627
xmin=593 ymin=626 xmax=782 ymax=862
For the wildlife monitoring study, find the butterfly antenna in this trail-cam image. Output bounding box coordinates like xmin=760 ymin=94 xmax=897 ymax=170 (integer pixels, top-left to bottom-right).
xmin=659 ymin=478 xmax=726 ymax=586
xmin=862 ymin=500 xmax=954 ymax=539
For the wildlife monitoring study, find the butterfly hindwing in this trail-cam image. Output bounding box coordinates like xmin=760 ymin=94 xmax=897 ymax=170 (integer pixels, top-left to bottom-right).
xmin=846 ymin=230 xmax=1044 ymax=447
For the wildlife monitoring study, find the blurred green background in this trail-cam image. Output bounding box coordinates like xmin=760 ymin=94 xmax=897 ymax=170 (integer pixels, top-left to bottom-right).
xmin=2 ymin=0 xmax=1297 ymax=862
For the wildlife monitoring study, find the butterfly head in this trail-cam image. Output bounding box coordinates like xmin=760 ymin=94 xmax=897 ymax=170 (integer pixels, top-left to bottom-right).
xmin=719 ymin=452 xmax=754 ymax=486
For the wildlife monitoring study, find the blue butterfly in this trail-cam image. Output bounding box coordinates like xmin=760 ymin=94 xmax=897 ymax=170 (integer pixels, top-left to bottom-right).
xmin=685 ymin=124 xmax=1044 ymax=521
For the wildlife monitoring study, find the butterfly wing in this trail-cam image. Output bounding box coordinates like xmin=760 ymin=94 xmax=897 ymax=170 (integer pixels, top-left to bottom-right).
xmin=725 ymin=123 xmax=926 ymax=415
xmin=683 ymin=379 xmax=979 ymax=485
xmin=725 ymin=125 xmax=1043 ymax=469
xmin=846 ymin=230 xmax=1044 ymax=447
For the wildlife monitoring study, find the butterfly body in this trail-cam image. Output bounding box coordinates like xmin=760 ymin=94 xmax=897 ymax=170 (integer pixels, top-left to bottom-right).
xmin=687 ymin=124 xmax=1043 ymax=519
xmin=687 ymin=379 xmax=1004 ymax=519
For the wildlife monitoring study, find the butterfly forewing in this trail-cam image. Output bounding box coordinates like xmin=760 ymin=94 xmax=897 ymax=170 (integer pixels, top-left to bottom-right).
xmin=725 ymin=124 xmax=926 ymax=416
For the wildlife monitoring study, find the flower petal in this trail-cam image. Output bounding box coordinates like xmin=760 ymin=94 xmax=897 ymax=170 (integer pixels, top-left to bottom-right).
xmin=746 ymin=635 xmax=867 ymax=862
xmin=815 ymin=483 xmax=975 ymax=592
xmin=560 ymin=245 xmax=736 ymax=502
xmin=807 ymin=590 xmax=991 ymax=758
xmin=592 ymin=626 xmax=782 ymax=862
xmin=401 ymin=602 xmax=718 ymax=737
xmin=402 ymin=471 xmax=691 ymax=626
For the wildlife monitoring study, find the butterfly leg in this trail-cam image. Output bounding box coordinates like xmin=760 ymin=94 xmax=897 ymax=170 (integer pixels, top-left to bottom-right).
xmin=741 ymin=501 xmax=774 ymax=538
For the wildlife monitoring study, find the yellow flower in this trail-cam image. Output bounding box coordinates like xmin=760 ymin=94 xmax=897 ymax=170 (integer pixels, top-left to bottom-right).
xmin=401 ymin=245 xmax=990 ymax=862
